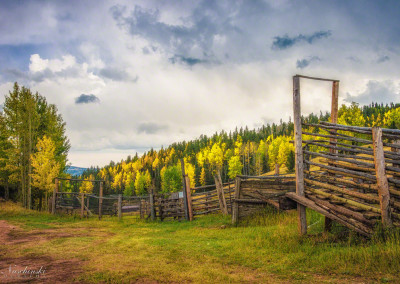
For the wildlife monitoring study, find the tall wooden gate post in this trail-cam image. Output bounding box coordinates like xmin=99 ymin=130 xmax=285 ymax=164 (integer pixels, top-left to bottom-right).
xmin=52 ymin=178 xmax=59 ymax=215
xmin=180 ymin=159 xmax=190 ymax=221
xmin=118 ymin=194 xmax=122 ymax=221
xmin=232 ymin=177 xmax=241 ymax=225
xmin=185 ymin=176 xmax=193 ymax=221
xmin=293 ymin=76 xmax=307 ymax=235
xmin=80 ymin=193 xmax=85 ymax=218
xmin=325 ymin=80 xmax=340 ymax=231
xmin=149 ymin=183 xmax=155 ymax=221
xmin=372 ymin=127 xmax=393 ymax=227
xmin=99 ymin=181 xmax=103 ymax=220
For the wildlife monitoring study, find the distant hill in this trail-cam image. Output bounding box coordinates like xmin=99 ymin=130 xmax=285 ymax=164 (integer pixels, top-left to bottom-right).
xmin=65 ymin=166 xmax=87 ymax=177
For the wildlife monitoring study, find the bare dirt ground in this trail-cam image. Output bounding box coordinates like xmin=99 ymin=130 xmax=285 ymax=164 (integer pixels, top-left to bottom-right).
xmin=0 ymin=220 xmax=84 ymax=283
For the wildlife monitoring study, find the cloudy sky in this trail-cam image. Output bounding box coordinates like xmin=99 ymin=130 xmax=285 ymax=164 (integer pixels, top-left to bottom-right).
xmin=1 ymin=0 xmax=399 ymax=167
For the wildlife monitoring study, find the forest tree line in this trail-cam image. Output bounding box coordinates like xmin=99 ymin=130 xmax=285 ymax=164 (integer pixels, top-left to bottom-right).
xmin=79 ymin=102 xmax=400 ymax=197
xmin=1 ymin=82 xmax=399 ymax=203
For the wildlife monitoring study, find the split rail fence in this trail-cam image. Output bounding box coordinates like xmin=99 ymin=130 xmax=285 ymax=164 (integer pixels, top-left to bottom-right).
xmin=288 ymin=74 xmax=400 ymax=237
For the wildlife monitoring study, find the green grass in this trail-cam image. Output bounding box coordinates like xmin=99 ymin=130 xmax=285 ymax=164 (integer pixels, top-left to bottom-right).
xmin=1 ymin=201 xmax=400 ymax=283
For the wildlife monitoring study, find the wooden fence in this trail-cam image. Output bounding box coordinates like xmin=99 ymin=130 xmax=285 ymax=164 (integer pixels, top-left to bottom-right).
xmin=54 ymin=192 xmax=150 ymax=220
xmin=232 ymin=175 xmax=296 ymax=224
xmin=53 ymin=179 xmax=235 ymax=221
xmin=191 ymin=182 xmax=234 ymax=216
xmin=287 ymin=121 xmax=400 ymax=236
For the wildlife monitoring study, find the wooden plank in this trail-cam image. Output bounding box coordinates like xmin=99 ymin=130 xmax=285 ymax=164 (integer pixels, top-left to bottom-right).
xmin=232 ymin=177 xmax=241 ymax=225
xmin=286 ymin=192 xmax=371 ymax=237
xmin=185 ymin=176 xmax=193 ymax=221
xmin=52 ymin=178 xmax=58 ymax=214
xmin=180 ymin=159 xmax=190 ymax=221
xmin=214 ymin=172 xmax=228 ymax=215
xmin=99 ymin=181 xmax=103 ymax=220
xmin=80 ymin=193 xmax=84 ymax=218
xmin=321 ymin=121 xmax=400 ymax=136
xmin=295 ymin=74 xmax=339 ymax=82
xmin=149 ymin=183 xmax=155 ymax=220
xmin=372 ymin=127 xmax=393 ymax=227
xmin=304 ymin=178 xmax=379 ymax=203
xmin=56 ymin=177 xmax=105 ymax=182
xmin=293 ymin=75 xmax=307 ymax=235
xmin=118 ymin=194 xmax=122 ymax=221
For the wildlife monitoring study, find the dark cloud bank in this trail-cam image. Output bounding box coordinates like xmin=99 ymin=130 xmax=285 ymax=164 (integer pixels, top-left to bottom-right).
xmin=272 ymin=30 xmax=332 ymax=50
xmin=75 ymin=94 xmax=100 ymax=104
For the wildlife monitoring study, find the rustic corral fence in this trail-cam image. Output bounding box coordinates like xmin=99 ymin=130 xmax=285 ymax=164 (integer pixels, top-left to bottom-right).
xmin=287 ymin=74 xmax=400 ymax=237
xmin=288 ymin=122 xmax=400 ymax=236
xmin=191 ymin=182 xmax=234 ymax=216
xmin=52 ymin=173 xmax=235 ymax=221
xmin=231 ymin=175 xmax=296 ymax=224
xmin=54 ymin=191 xmax=150 ymax=220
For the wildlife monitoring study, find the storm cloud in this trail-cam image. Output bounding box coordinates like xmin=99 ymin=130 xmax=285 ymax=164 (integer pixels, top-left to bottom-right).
xmin=272 ymin=31 xmax=332 ymax=50
xmin=75 ymin=94 xmax=100 ymax=104
xmin=1 ymin=0 xmax=400 ymax=167
xmin=345 ymin=80 xmax=399 ymax=105
xmin=296 ymin=56 xmax=321 ymax=69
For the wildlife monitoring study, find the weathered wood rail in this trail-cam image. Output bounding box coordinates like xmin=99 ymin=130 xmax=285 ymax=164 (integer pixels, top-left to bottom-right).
xmin=54 ymin=192 xmax=150 ymax=220
xmin=232 ymin=175 xmax=296 ymax=224
xmin=288 ymin=74 xmax=400 ymax=237
xmin=289 ymin=122 xmax=400 ymax=236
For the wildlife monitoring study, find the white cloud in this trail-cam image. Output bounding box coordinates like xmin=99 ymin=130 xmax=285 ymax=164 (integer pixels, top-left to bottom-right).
xmin=1 ymin=0 xmax=400 ymax=167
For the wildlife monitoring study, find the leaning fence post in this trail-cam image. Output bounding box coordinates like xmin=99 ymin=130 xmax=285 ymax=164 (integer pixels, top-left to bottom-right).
xmin=99 ymin=181 xmax=103 ymax=220
xmin=118 ymin=194 xmax=122 ymax=221
xmin=372 ymin=127 xmax=392 ymax=227
xmin=293 ymin=75 xmax=307 ymax=235
xmin=232 ymin=177 xmax=241 ymax=225
xmin=81 ymin=193 xmax=85 ymax=218
xmin=52 ymin=178 xmax=59 ymax=215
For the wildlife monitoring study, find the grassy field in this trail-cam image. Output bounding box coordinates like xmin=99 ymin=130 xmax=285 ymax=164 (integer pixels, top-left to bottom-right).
xmin=1 ymin=201 xmax=400 ymax=283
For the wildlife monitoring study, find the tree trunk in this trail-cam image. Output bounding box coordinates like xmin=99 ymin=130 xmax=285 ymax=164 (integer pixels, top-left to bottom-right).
xmin=5 ymin=184 xmax=9 ymax=201
xmin=28 ymin=111 xmax=32 ymax=210
xmin=275 ymin=163 xmax=280 ymax=175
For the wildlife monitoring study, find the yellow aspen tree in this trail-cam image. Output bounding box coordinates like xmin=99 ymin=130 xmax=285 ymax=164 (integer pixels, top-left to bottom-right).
xmin=31 ymin=135 xmax=60 ymax=209
xmin=199 ymin=167 xmax=206 ymax=186
xmin=79 ymin=174 xmax=94 ymax=194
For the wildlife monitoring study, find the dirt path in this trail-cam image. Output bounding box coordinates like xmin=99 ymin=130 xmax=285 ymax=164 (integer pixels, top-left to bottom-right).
xmin=0 ymin=220 xmax=84 ymax=283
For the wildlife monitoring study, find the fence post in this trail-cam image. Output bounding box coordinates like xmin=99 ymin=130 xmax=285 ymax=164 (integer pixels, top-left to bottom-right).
xmin=52 ymin=178 xmax=58 ymax=215
xmin=215 ymin=172 xmax=228 ymax=215
xmin=180 ymin=159 xmax=190 ymax=221
xmin=81 ymin=193 xmax=85 ymax=218
xmin=325 ymin=80 xmax=340 ymax=232
xmin=99 ymin=181 xmax=103 ymax=220
xmin=293 ymin=75 xmax=307 ymax=235
xmin=372 ymin=127 xmax=392 ymax=227
xmin=232 ymin=177 xmax=241 ymax=225
xmin=159 ymin=197 xmax=164 ymax=221
xmin=118 ymin=194 xmax=122 ymax=221
xmin=86 ymin=195 xmax=90 ymax=218
xmin=150 ymin=185 xmax=155 ymax=221
xmin=185 ymin=176 xmax=193 ymax=221
xmin=392 ymin=140 xmax=400 ymax=180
